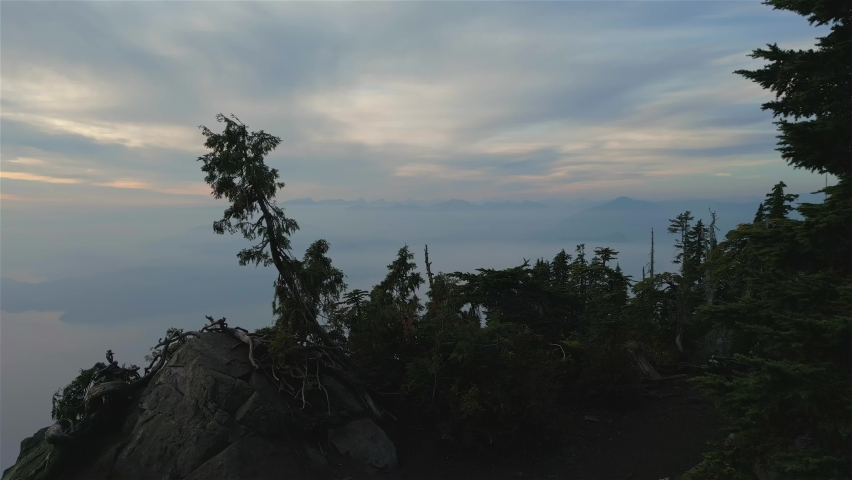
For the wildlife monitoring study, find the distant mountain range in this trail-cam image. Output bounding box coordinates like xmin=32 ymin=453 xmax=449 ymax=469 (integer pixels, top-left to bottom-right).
xmin=541 ymin=196 xmax=764 ymax=244
xmin=2 ymin=193 xmax=829 ymax=326
xmin=281 ymin=192 xmax=825 ymax=210
xmin=282 ymin=197 xmax=599 ymax=211
xmin=280 ymin=195 xmax=770 ymax=244
xmin=255 ymin=194 xmax=827 ymax=245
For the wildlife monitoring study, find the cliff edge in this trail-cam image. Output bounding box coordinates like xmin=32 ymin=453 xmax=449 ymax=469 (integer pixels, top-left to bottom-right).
xmin=2 ymin=332 xmax=396 ymax=480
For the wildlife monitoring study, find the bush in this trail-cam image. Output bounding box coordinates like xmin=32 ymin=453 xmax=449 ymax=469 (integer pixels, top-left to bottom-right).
xmin=52 ymin=367 xmax=98 ymax=425
xmin=403 ymin=313 xmax=577 ymax=449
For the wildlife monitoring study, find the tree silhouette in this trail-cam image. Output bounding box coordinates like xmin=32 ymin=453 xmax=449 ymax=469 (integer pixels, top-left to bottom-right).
xmin=198 ymin=113 xmax=334 ymax=346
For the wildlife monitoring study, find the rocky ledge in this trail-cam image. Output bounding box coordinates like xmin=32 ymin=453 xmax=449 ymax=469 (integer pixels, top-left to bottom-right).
xmin=2 ymin=332 xmax=397 ymax=480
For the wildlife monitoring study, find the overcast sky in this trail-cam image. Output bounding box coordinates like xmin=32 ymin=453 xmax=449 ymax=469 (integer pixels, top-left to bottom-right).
xmin=0 ymin=1 xmax=831 ymax=208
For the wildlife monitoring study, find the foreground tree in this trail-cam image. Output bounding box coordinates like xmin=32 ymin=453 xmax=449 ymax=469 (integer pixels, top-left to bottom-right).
xmin=687 ymin=0 xmax=852 ymax=477
xmin=198 ymin=114 xmax=336 ymax=346
xmin=734 ymin=0 xmax=851 ymax=178
xmin=197 ymin=114 xmax=390 ymax=423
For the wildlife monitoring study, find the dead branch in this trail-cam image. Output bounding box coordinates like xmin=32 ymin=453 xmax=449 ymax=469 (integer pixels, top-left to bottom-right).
xmin=424 ymin=245 xmax=435 ymax=290
xmin=204 ymin=316 xmax=261 ymax=368
xmin=547 ymin=342 xmax=567 ymax=360
xmin=316 ymin=361 xmax=331 ymax=417
xmin=624 ymin=341 xmax=662 ymax=380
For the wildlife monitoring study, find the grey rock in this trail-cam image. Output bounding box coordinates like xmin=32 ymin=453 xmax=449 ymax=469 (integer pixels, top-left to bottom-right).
xmin=319 ymin=375 xmax=365 ymax=419
xmin=109 ymin=334 xmax=256 ymax=480
xmin=3 ymin=332 xmax=398 ymax=479
xmin=329 ymin=418 xmax=398 ymax=471
xmin=234 ymin=390 xmax=288 ymax=438
xmin=1 ymin=428 xmax=60 ymax=480
xmin=183 ymin=435 xmax=299 ymax=480
xmin=301 ymin=444 xmax=330 ymax=472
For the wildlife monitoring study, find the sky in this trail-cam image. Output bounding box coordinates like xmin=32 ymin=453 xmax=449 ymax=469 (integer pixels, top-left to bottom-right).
xmin=0 ymin=0 xmax=836 ymax=471
xmin=0 ymin=0 xmax=833 ymax=207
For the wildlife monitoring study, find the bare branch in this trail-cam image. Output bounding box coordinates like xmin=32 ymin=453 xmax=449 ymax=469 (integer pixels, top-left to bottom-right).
xmin=424 ymin=245 xmax=435 ymax=290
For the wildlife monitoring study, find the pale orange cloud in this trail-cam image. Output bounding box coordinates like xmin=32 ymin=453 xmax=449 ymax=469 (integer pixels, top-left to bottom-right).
xmin=5 ymin=157 xmax=47 ymax=166
xmin=0 ymin=193 xmax=55 ymax=202
xmin=92 ymin=179 xmax=152 ymax=190
xmin=1 ymin=112 xmax=201 ymax=152
xmin=156 ymin=183 xmax=212 ymax=196
xmin=2 ymin=167 xmax=210 ymax=200
xmin=92 ymin=179 xmax=210 ymax=196
xmin=0 ymin=171 xmax=84 ymax=184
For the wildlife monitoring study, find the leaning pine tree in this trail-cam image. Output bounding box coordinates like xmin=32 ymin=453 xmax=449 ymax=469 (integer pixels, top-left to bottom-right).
xmin=198 ymin=114 xmax=327 ymax=345
xmin=687 ymin=0 xmax=852 ymax=478
xmin=197 ymin=113 xmax=386 ymax=419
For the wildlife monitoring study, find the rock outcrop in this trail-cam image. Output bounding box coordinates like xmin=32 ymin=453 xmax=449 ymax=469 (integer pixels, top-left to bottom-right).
xmin=2 ymin=332 xmax=398 ymax=480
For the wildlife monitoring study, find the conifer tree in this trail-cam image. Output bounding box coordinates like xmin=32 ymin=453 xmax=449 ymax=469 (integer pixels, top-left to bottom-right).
xmin=593 ymin=247 xmax=618 ymax=268
xmin=198 ymin=113 xmax=337 ymax=346
xmin=734 ymin=0 xmax=851 ymax=178
xmin=667 ymin=211 xmax=694 ymax=270
xmin=688 ymin=0 xmax=852 ymax=476
xmin=704 ymin=210 xmax=720 ymax=305
xmin=551 ymin=249 xmax=572 ymax=287
xmin=753 ymin=202 xmax=767 ymax=222
xmin=764 ymin=181 xmax=800 ymax=219
xmin=684 ymin=219 xmax=708 ymax=286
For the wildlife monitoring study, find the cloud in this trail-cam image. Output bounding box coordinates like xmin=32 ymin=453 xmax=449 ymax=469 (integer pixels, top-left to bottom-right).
xmin=91 ymin=179 xmax=151 ymax=190
xmin=0 ymin=193 xmax=56 ymax=203
xmin=394 ymin=163 xmax=486 ymax=180
xmin=91 ymin=179 xmax=211 ymax=196
xmin=1 ymin=66 xmax=121 ymax=113
xmin=0 ymin=171 xmax=84 ymax=184
xmin=2 ymin=113 xmax=201 ymax=151
xmin=5 ymin=157 xmax=46 ymax=166
xmin=0 ymin=155 xmax=212 ymax=200
xmin=0 ymin=173 xmax=211 ymax=197
xmin=0 ymin=1 xmax=830 ymax=204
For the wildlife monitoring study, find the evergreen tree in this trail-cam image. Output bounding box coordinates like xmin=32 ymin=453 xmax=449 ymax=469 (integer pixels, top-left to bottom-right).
xmin=532 ymin=258 xmax=552 ymax=285
xmin=704 ymin=210 xmax=721 ymax=305
xmin=343 ymin=289 xmax=368 ymax=326
xmin=693 ymin=183 xmax=852 ymax=479
xmin=571 ymin=244 xmax=589 ymax=298
xmin=667 ymin=211 xmax=694 ymax=270
xmin=347 ymin=246 xmax=425 ymax=390
xmin=377 ymin=245 xmax=424 ymax=313
xmin=51 ymin=367 xmax=98 ymax=425
xmin=754 ymin=202 xmax=767 ymax=222
xmin=593 ymin=247 xmax=618 ymax=268
xmin=551 ymin=249 xmax=572 ymax=287
xmin=275 ymin=239 xmax=347 ymax=342
xmin=765 ymin=181 xmax=800 ymax=219
xmin=734 ymin=0 xmax=851 ymax=178
xmin=688 ymin=0 xmax=852 ymax=476
xmin=684 ymin=219 xmax=709 ymax=287
xmin=198 ymin=114 xmax=334 ymax=346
